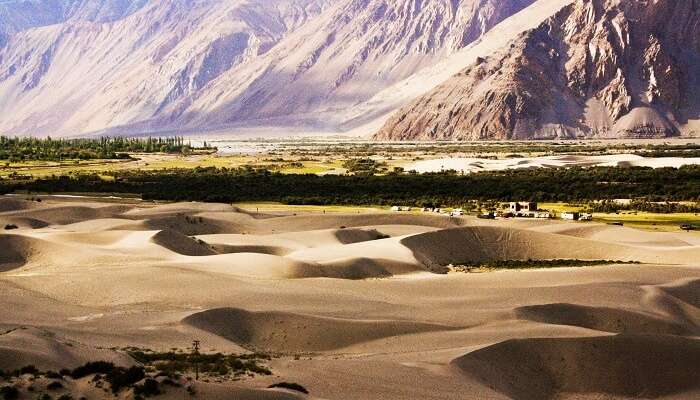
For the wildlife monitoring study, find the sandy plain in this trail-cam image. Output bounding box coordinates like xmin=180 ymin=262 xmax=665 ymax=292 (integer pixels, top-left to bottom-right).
xmin=1 ymin=195 xmax=699 ymax=400
xmin=405 ymin=154 xmax=700 ymax=174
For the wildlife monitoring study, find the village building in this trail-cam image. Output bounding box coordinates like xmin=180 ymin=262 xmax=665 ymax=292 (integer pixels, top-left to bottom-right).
xmin=450 ymin=209 xmax=465 ymax=217
xmin=506 ymin=202 xmax=539 ymax=217
xmin=561 ymin=212 xmax=580 ymax=220
xmin=533 ymin=211 xmax=552 ymax=219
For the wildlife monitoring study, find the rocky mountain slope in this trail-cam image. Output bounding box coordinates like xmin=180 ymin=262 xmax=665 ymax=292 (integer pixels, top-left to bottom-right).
xmin=0 ymin=0 xmax=148 ymax=40
xmin=375 ymin=0 xmax=700 ymax=140
xmin=0 ymin=0 xmax=538 ymax=136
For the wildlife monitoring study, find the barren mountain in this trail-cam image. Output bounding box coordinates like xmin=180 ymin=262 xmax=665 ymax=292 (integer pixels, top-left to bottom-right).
xmin=0 ymin=0 xmax=538 ymax=136
xmin=172 ymin=0 xmax=537 ymax=131
xmin=0 ymin=0 xmax=148 ymax=42
xmin=375 ymin=0 xmax=700 ymax=140
xmin=0 ymin=0 xmax=333 ymax=135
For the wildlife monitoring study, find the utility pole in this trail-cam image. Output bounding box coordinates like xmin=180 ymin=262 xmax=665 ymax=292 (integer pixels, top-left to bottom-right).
xmin=192 ymin=340 xmax=200 ymax=381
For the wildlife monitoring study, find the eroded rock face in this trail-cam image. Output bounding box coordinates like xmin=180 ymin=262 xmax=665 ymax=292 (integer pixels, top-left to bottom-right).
xmin=375 ymin=0 xmax=700 ymax=140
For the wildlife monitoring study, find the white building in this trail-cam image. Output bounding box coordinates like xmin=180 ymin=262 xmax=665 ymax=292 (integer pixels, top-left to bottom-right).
xmin=579 ymin=213 xmax=593 ymax=221
xmin=561 ymin=212 xmax=580 ymax=220
xmin=450 ymin=209 xmax=464 ymax=217
xmin=505 ymin=202 xmax=540 ymax=217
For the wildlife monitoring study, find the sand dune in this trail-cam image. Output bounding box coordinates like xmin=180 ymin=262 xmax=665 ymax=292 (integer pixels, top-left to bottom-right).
xmin=173 ymin=252 xmax=421 ymax=280
xmin=197 ymin=233 xmax=300 ymax=253
xmin=533 ymin=223 xmax=697 ymax=247
xmin=0 ymin=233 xmax=92 ymax=271
xmin=250 ymin=213 xmax=466 ymax=234
xmin=171 ymin=253 xmax=323 ymax=280
xmin=314 ymin=258 xmax=423 ymax=280
xmin=0 ymin=234 xmax=33 ymax=270
xmin=0 ymin=327 xmax=133 ymax=371
xmin=0 ymin=216 xmax=50 ymax=229
xmin=191 ymin=385 xmax=314 ymax=400
xmin=453 ymin=334 xmax=700 ymax=400
xmin=57 ymin=217 xmax=145 ymax=232
xmin=151 ymin=229 xmax=217 ymax=256
xmin=4 ymin=205 xmax=131 ymax=226
xmin=211 ymin=244 xmax=292 ymax=256
xmin=407 ymin=155 xmax=700 ymax=174
xmin=658 ymin=278 xmax=700 ymax=309
xmin=184 ymin=308 xmax=460 ymax=353
xmin=515 ymin=303 xmax=696 ymax=336
xmin=2 ymin=196 xmax=700 ymax=399
xmin=401 ymin=226 xmax=700 ymax=270
xmin=287 ymin=237 xmax=423 ymax=273
xmin=123 ymin=202 xmax=238 ymax=216
xmin=201 ymin=226 xmax=432 ymax=255
xmin=0 ymin=198 xmax=41 ymax=213
xmin=140 ymin=214 xmax=242 ymax=235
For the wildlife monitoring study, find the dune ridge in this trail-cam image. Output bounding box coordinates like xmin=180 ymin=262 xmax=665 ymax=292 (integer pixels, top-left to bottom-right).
xmin=515 ymin=303 xmax=697 ymax=336
xmin=0 ymin=327 xmax=133 ymax=371
xmin=452 ymin=334 xmax=700 ymax=400
xmin=401 ymin=226 xmax=700 ymax=270
xmin=183 ymin=308 xmax=460 ymax=353
xmin=0 ymin=234 xmax=92 ymax=271
xmin=150 ymin=229 xmax=217 ymax=256
xmin=0 ymin=198 xmax=41 ymax=213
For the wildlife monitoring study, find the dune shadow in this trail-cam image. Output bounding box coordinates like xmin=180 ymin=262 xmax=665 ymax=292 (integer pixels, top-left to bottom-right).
xmin=184 ymin=307 xmax=461 ymax=353
xmin=516 ymin=303 xmax=697 ymax=336
xmin=452 ymin=334 xmax=700 ymax=400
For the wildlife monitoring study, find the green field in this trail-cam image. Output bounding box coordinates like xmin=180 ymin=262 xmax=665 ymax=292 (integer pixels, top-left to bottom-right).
xmin=0 ymin=154 xmax=347 ymax=178
xmin=539 ymin=202 xmax=700 ymax=231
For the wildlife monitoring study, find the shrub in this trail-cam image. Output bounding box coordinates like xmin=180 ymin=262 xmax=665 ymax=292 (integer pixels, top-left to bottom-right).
xmin=268 ymin=382 xmax=309 ymax=394
xmin=127 ymin=350 xmax=271 ymax=377
xmin=0 ymin=386 xmax=19 ymax=400
xmin=46 ymin=381 xmax=63 ymax=390
xmin=18 ymin=365 xmax=39 ymax=376
xmin=105 ymin=366 xmax=145 ymax=394
xmin=3 ymin=224 xmax=18 ymax=230
xmin=133 ymin=379 xmax=161 ymax=397
xmin=70 ymin=362 xmax=116 ymax=379
xmin=161 ymin=378 xmax=180 ymax=387
xmin=44 ymin=372 xmax=62 ymax=380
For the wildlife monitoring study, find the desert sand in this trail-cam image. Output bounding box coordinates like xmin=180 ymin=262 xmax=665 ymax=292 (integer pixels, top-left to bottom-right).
xmin=405 ymin=154 xmax=700 ymax=174
xmin=1 ymin=195 xmax=699 ymax=399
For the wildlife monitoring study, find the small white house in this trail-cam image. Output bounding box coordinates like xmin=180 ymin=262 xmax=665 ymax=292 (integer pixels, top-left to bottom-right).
xmin=450 ymin=209 xmax=465 ymax=217
xmin=561 ymin=212 xmax=580 ymax=221
xmin=579 ymin=213 xmax=593 ymax=221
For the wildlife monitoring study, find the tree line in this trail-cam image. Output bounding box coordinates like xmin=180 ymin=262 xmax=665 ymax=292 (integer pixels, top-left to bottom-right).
xmin=0 ymin=136 xmax=215 ymax=161
xmin=586 ymin=199 xmax=700 ymax=213
xmin=2 ymin=165 xmax=699 ymax=206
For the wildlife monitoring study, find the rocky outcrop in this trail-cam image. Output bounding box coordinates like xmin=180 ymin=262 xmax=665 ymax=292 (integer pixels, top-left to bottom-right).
xmin=375 ymin=0 xmax=700 ymax=140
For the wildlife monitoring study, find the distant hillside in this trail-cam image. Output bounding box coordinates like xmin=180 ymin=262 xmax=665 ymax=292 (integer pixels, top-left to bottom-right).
xmin=0 ymin=0 xmax=538 ymax=137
